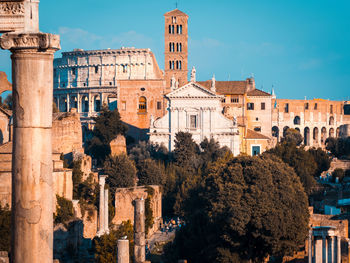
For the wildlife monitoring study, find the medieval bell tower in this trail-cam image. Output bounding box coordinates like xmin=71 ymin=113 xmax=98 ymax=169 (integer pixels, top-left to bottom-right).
xmin=164 ymin=9 xmax=188 ymax=88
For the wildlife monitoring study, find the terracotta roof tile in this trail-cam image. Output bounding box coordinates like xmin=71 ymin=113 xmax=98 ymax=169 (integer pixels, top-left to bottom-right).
xmin=247 ymin=89 xmax=271 ymax=97
xmin=197 ymin=80 xmax=247 ymax=95
xmin=245 ymin=129 xmax=270 ymax=140
xmin=164 ymin=9 xmax=188 ymax=17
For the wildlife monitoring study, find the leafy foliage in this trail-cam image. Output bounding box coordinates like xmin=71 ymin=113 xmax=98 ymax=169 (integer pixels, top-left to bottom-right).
xmin=104 ymin=154 xmax=136 ymax=193
xmin=266 ymin=142 xmax=317 ymax=194
xmin=87 ymin=106 xmax=128 ymax=165
xmin=332 ymin=168 xmax=345 ymax=182
xmin=165 ymin=155 xmax=309 ymax=262
xmin=326 ymin=137 xmax=350 ymax=159
xmin=0 ymin=205 xmax=11 ymax=252
xmin=71 ymin=160 xmax=83 ymax=199
xmin=308 ymin=147 xmax=331 ymax=177
xmin=137 ymin=158 xmax=166 ymax=186
xmin=145 ymin=187 xmax=155 ymax=236
xmin=282 ymin=128 xmax=303 ymax=146
xmin=94 ymin=220 xmax=134 ymax=263
xmin=54 ymin=195 xmax=74 ymax=225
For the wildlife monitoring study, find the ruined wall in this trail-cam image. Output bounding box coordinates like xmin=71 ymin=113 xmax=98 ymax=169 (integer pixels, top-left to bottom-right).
xmin=110 ymin=134 xmax=127 ymax=156
xmin=52 ymin=111 xmax=83 ymax=156
xmin=0 ymin=71 xmax=11 ymax=94
xmin=113 ymin=185 xmax=162 ymax=237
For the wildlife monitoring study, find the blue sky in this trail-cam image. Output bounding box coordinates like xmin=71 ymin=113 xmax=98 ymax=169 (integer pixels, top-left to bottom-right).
xmin=0 ymin=0 xmax=349 ymax=100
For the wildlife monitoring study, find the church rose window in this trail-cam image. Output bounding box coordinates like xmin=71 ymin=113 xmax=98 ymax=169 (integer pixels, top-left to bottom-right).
xmin=139 ymin=96 xmax=147 ymax=113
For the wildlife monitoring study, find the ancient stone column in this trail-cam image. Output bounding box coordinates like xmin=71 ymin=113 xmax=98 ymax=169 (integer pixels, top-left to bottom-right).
xmin=117 ymin=239 xmax=129 ymax=263
xmin=322 ymin=235 xmax=327 ymax=263
xmin=134 ymin=198 xmax=145 ymax=263
xmin=0 ymin=32 xmax=60 ymax=263
xmin=104 ymin=187 xmax=109 ymax=234
xmin=98 ymin=175 xmax=106 ymax=235
xmin=308 ymin=230 xmax=312 ymax=263
xmin=314 ymin=237 xmax=323 ymax=263
xmin=337 ymin=236 xmax=341 ymax=263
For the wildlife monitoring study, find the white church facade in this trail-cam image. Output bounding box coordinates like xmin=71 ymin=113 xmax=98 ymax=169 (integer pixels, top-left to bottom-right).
xmin=149 ymin=72 xmax=240 ymax=156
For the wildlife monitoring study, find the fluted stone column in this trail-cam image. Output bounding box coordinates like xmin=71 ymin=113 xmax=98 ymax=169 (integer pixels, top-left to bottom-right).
xmin=308 ymin=230 xmax=312 ymax=263
xmin=322 ymin=235 xmax=327 ymax=263
xmin=0 ymin=32 xmax=60 ymax=263
xmin=134 ymin=198 xmax=145 ymax=263
xmin=337 ymin=236 xmax=341 ymax=263
xmin=118 ymin=239 xmax=129 ymax=263
xmin=314 ymin=237 xmax=323 ymax=263
xmin=104 ymin=187 xmax=109 ymax=234
xmin=98 ymin=175 xmax=106 ymax=235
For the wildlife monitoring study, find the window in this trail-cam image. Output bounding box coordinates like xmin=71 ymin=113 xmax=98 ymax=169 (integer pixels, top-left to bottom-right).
xmin=95 ymin=66 xmax=98 ymax=74
xmin=176 ymin=43 xmax=179 ymax=52
xmin=190 ymin=115 xmax=197 ymax=129
xmin=122 ymin=101 xmax=126 ymax=111
xmin=157 ymin=101 xmax=162 ymax=110
xmin=138 ymin=96 xmax=147 ymax=113
xmin=171 ymin=25 xmax=174 ymax=34
xmin=261 ymin=102 xmax=265 ymax=110
xmin=178 ymin=61 xmax=182 ymax=70
xmin=247 ymin=103 xmax=254 ymax=110
xmin=254 ymin=127 xmax=261 ymax=132
xmin=176 ymin=61 xmax=179 ymax=69
xmin=123 ymin=65 xmax=127 ymax=73
xmin=330 ymin=105 xmax=333 ymax=114
xmin=72 ymin=68 xmax=76 ymax=76
xmin=169 ymin=43 xmax=172 ymax=52
xmin=231 ymin=97 xmax=239 ymax=103
xmin=168 ymin=25 xmax=171 ymax=34
xmin=179 ymin=43 xmax=182 ymax=52
xmin=255 ymin=117 xmax=259 ymax=121
xmin=179 ymin=25 xmax=182 ymax=34
xmin=176 ymin=25 xmax=179 ymax=33
xmin=314 ymin=103 xmax=318 ymax=110
xmin=305 ymin=103 xmax=309 ymax=110
xmin=284 ymin=103 xmax=289 ymax=113
xmin=252 ymin=146 xmax=261 ymax=156
xmin=109 ymin=82 xmax=113 ymax=86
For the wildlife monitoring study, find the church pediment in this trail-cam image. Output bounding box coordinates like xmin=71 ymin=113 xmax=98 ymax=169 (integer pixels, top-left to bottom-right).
xmin=166 ymin=82 xmax=221 ymax=99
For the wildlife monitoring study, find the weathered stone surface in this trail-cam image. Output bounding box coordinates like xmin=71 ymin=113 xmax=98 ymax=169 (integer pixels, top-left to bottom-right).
xmin=134 ymin=198 xmax=145 ymax=263
xmin=113 ymin=185 xmax=162 ymax=237
xmin=117 ymin=239 xmax=129 ymax=263
xmin=110 ymin=134 xmax=126 ymax=156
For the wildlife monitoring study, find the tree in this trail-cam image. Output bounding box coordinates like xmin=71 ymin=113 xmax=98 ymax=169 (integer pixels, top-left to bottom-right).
xmin=200 ymin=137 xmax=232 ymax=169
xmin=326 ymin=137 xmax=350 ymax=159
xmin=266 ymin=142 xmax=317 ymax=194
xmin=0 ymin=205 xmax=11 ymax=252
xmin=308 ymin=147 xmax=331 ymax=177
xmin=166 ymin=155 xmax=309 ymax=263
xmin=282 ymin=128 xmax=303 ymax=146
xmin=137 ymin=158 xmax=165 ymax=186
xmin=94 ymin=220 xmax=134 ymax=263
xmin=2 ymin=94 xmax=12 ymax=110
xmin=54 ymin=195 xmax=74 ymax=225
xmin=173 ymin=132 xmax=200 ymax=170
xmin=104 ymin=154 xmax=136 ymax=193
xmin=87 ymin=106 xmax=128 ymax=164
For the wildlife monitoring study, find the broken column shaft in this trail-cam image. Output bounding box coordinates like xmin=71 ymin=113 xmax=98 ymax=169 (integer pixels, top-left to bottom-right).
xmin=118 ymin=239 xmax=129 ymax=263
xmin=104 ymin=187 xmax=109 ymax=234
xmin=0 ymin=32 xmax=60 ymax=263
xmin=98 ymin=175 xmax=106 ymax=235
xmin=134 ymin=198 xmax=145 ymax=263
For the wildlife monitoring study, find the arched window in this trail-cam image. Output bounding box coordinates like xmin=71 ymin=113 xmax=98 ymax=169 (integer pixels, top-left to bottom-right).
xmin=176 ymin=43 xmax=179 ymax=52
xmin=179 ymin=61 xmax=182 ymax=70
xmin=329 ymin=116 xmax=334 ymax=125
xmin=171 ymin=61 xmax=174 ymax=69
xmin=171 ymin=25 xmax=174 ymax=34
xmin=168 ymin=25 xmax=171 ymax=34
xmin=293 ymin=116 xmax=301 ymax=125
xmin=169 ymin=61 xmax=172 ymax=69
xmin=138 ymin=96 xmax=147 ymax=113
xmin=169 ymin=43 xmax=172 ymax=52
xmin=177 ymin=25 xmax=179 ymax=34
xmin=179 ymin=25 xmax=182 ymax=34
xmin=179 ymin=43 xmax=182 ymax=52
xmin=176 ymin=61 xmax=179 ymax=69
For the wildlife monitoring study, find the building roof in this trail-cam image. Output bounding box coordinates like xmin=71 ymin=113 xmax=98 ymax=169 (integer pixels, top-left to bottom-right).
xmin=245 ymin=129 xmax=270 ymax=140
xmin=197 ymin=80 xmax=247 ymax=95
xmin=247 ymin=89 xmax=271 ymax=97
xmin=164 ymin=9 xmax=188 ymax=17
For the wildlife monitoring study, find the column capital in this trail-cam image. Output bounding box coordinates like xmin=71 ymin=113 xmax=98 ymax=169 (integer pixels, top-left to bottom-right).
xmin=0 ymin=32 xmax=60 ymax=51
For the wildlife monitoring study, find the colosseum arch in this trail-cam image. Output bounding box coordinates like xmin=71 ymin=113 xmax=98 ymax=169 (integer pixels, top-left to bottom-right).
xmin=94 ymin=95 xmax=101 ymax=112
xmin=59 ymin=96 xmax=67 ymax=112
xmin=313 ymin=127 xmax=319 ymax=144
xmin=81 ymin=95 xmax=89 ymax=113
xmin=336 ymin=127 xmax=340 ymax=137
xmin=70 ymin=96 xmax=78 ymax=110
xmin=321 ymin=127 xmax=327 ymax=144
xmin=283 ymin=126 xmax=290 ymax=137
xmin=329 ymin=116 xmax=335 ymax=126
xmin=293 ymin=116 xmax=301 ymax=125
xmin=329 ymin=128 xmax=335 ymax=138
xmin=304 ymin=127 xmax=310 ymax=146
xmin=295 ymin=127 xmax=300 ymax=133
xmin=272 ymin=126 xmax=279 ymax=139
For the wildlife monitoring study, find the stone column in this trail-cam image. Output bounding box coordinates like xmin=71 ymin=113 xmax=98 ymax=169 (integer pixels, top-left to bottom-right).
xmin=118 ymin=239 xmax=129 ymax=263
xmin=308 ymin=230 xmax=312 ymax=263
xmin=104 ymin=187 xmax=109 ymax=234
xmin=314 ymin=237 xmax=323 ymax=263
xmin=0 ymin=32 xmax=60 ymax=263
xmin=134 ymin=198 xmax=145 ymax=263
xmin=337 ymin=236 xmax=341 ymax=263
xmin=331 ymin=236 xmax=336 ymax=263
xmin=66 ymin=94 xmax=70 ymax=113
xmin=98 ymin=175 xmax=106 ymax=235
